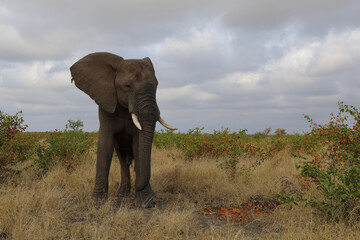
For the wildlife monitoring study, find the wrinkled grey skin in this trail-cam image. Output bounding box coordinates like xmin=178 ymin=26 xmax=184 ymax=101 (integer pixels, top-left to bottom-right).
xmin=70 ymin=52 xmax=164 ymax=207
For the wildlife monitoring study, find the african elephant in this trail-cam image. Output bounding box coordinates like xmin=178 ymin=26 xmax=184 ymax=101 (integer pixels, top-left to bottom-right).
xmin=70 ymin=52 xmax=176 ymax=207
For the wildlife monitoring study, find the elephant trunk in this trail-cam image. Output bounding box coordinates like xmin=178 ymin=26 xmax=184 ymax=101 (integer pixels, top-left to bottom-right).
xmin=136 ymin=120 xmax=156 ymax=191
xmin=134 ymin=85 xmax=158 ymax=191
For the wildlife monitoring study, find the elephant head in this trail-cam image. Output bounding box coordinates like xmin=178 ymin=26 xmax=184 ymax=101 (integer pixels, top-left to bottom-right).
xmin=70 ymin=52 xmax=175 ymax=205
xmin=70 ymin=52 xmax=175 ymax=131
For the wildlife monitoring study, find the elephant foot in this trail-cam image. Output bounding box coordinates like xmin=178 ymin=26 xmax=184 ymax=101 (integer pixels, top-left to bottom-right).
xmin=117 ymin=182 xmax=131 ymax=197
xmin=92 ymin=191 xmax=108 ymax=207
xmin=135 ymin=184 xmax=155 ymax=208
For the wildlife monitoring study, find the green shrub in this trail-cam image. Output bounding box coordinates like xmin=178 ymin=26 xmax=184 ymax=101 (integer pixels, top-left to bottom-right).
xmin=0 ymin=110 xmax=28 ymax=147
xmin=1 ymin=133 xmax=37 ymax=166
xmin=155 ymin=127 xmax=250 ymax=160
xmin=287 ymin=133 xmax=319 ymax=154
xmin=296 ymin=102 xmax=360 ymax=222
xmin=154 ymin=127 xmax=318 ymax=177
xmin=0 ymin=110 xmax=29 ymax=177
xmin=33 ymin=128 xmax=95 ymax=171
xmin=1 ymin=113 xmax=96 ymax=176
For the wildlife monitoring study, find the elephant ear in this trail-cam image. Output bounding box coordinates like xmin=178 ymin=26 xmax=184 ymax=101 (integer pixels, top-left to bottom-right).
xmin=143 ymin=57 xmax=155 ymax=72
xmin=70 ymin=52 xmax=124 ymax=113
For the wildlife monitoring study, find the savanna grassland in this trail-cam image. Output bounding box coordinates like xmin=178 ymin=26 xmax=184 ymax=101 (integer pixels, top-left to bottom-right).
xmin=1 ymin=103 xmax=360 ymax=239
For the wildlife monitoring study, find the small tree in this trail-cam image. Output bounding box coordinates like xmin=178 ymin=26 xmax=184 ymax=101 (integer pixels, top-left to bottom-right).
xmin=263 ymin=127 xmax=271 ymax=135
xmin=275 ymin=128 xmax=286 ymax=137
xmin=66 ymin=119 xmax=84 ymax=131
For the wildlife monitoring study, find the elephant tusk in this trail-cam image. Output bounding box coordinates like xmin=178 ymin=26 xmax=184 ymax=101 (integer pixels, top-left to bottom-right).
xmin=159 ymin=116 xmax=177 ymax=130
xmin=131 ymin=113 xmax=142 ymax=130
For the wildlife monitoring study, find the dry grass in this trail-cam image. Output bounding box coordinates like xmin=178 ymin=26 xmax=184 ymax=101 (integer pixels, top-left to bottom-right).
xmin=1 ymin=147 xmax=359 ymax=239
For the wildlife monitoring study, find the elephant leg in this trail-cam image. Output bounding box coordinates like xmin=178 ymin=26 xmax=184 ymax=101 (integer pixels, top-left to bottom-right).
xmin=93 ymin=130 xmax=114 ymax=202
xmin=135 ymin=184 xmax=155 ymax=208
xmin=125 ymin=151 xmax=133 ymax=165
xmin=114 ymin=147 xmax=131 ymax=197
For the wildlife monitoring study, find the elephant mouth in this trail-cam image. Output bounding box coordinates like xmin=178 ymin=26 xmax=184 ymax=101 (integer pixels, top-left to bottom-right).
xmin=131 ymin=113 xmax=176 ymax=131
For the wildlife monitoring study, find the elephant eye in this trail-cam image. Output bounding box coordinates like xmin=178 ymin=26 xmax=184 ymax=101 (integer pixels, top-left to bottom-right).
xmin=124 ymin=84 xmax=131 ymax=90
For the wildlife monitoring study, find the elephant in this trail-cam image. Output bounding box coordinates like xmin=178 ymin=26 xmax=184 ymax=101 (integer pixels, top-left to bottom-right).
xmin=70 ymin=52 xmax=176 ymax=207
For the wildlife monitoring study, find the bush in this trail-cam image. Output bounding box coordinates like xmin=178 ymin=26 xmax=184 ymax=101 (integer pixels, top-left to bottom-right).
xmin=296 ymin=102 xmax=360 ymax=222
xmin=155 ymin=127 xmax=250 ymax=160
xmin=275 ymin=128 xmax=286 ymax=137
xmin=1 ymin=114 xmax=96 ymax=176
xmin=154 ymin=127 xmax=319 ymax=180
xmin=0 ymin=110 xmax=28 ymax=147
xmin=1 ymin=133 xmax=37 ymax=167
xmin=0 ymin=110 xmax=29 ymax=177
xmin=33 ymin=127 xmax=95 ymax=171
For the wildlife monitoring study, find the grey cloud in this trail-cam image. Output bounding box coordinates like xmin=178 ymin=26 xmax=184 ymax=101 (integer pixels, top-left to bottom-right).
xmin=156 ymin=26 xmax=360 ymax=132
xmin=222 ymin=0 xmax=357 ymax=31
xmin=1 ymin=0 xmax=360 ymax=133
xmin=0 ymin=0 xmax=217 ymax=61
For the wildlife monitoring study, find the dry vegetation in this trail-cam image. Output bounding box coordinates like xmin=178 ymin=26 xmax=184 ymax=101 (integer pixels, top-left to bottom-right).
xmin=1 ymin=104 xmax=360 ymax=239
xmin=1 ymin=146 xmax=359 ymax=240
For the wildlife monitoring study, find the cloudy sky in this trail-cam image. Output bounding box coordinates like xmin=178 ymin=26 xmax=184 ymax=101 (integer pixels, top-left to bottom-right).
xmin=1 ymin=0 xmax=359 ymax=133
